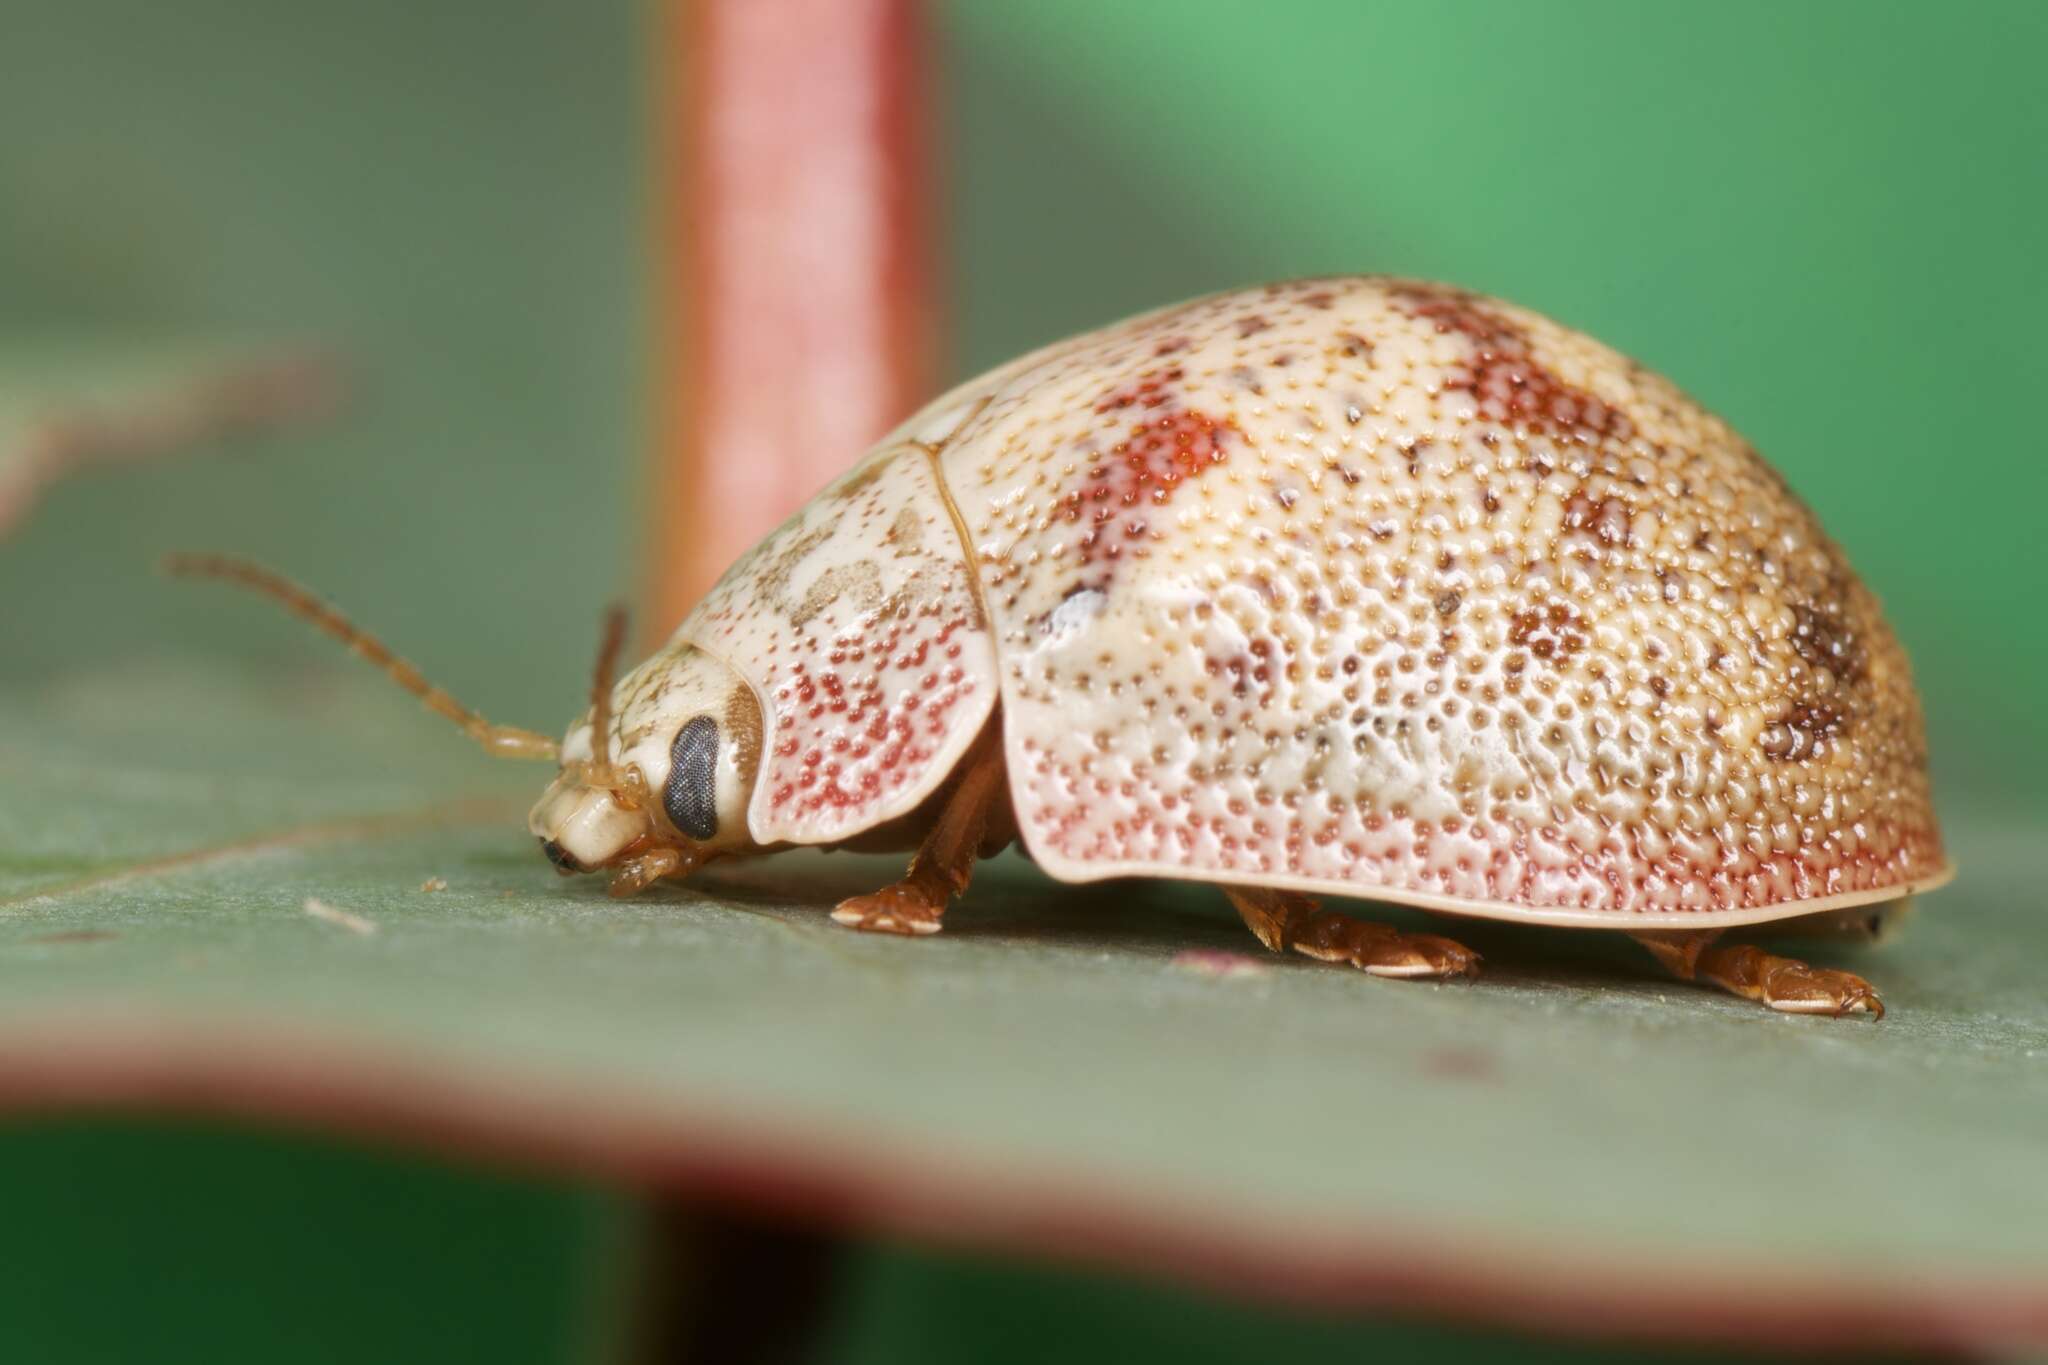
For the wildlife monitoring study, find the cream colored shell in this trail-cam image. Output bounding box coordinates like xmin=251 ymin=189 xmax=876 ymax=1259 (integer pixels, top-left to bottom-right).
xmin=673 ymin=278 xmax=1950 ymax=927
xmin=678 ymin=438 xmax=999 ymax=846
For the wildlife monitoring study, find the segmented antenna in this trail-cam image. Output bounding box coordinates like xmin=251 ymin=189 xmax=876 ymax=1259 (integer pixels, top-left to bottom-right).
xmin=584 ymin=603 xmax=629 ymax=778
xmin=162 ymin=552 xmax=560 ymax=762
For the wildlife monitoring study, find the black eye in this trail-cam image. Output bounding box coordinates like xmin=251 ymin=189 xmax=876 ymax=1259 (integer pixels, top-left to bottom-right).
xmin=665 ymin=716 xmax=720 ymax=840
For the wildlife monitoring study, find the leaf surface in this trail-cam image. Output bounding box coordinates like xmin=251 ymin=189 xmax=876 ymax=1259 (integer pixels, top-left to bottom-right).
xmin=2 ymin=657 xmax=2044 ymax=1351
xmin=0 ymin=339 xmax=332 ymax=537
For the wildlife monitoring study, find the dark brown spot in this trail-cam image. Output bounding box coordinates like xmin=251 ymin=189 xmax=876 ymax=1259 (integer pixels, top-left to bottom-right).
xmin=1392 ymin=284 xmax=1636 ymax=443
xmin=1508 ymin=602 xmax=1588 ymax=662
xmin=1791 ymin=599 xmax=1865 ymax=683
xmin=1762 ymin=700 xmax=1847 ymax=762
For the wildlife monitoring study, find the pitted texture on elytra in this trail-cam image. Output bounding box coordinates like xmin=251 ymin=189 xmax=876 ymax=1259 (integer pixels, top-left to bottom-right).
xmin=929 ymin=277 xmax=1942 ymax=917
xmin=678 ymin=443 xmax=998 ymax=845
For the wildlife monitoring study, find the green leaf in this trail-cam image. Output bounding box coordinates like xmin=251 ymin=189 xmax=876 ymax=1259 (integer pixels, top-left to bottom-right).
xmin=2 ymin=654 xmax=2044 ymax=1352
xmin=0 ymin=339 xmax=334 ymax=538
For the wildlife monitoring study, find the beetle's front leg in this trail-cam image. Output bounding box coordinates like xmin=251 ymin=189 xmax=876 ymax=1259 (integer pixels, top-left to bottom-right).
xmin=831 ymin=727 xmax=1012 ymax=936
xmin=609 ymin=846 xmax=684 ymax=897
xmin=1631 ymin=931 xmax=1885 ymax=1018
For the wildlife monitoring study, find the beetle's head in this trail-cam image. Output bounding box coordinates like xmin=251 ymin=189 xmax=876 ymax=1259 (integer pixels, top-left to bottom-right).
xmin=527 ymin=638 xmax=765 ymax=895
xmin=162 ymin=555 xmax=764 ymax=898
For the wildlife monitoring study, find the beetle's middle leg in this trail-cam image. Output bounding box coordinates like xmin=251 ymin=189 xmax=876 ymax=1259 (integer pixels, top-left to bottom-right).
xmin=1224 ymin=887 xmax=1480 ymax=980
xmin=830 ymin=726 xmax=1012 ymax=936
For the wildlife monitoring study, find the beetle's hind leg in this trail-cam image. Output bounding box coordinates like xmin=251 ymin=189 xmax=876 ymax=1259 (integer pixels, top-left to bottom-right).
xmin=1225 ymin=887 xmax=1480 ymax=980
xmin=1631 ymin=931 xmax=1884 ymax=1019
xmin=831 ymin=726 xmax=1012 ymax=936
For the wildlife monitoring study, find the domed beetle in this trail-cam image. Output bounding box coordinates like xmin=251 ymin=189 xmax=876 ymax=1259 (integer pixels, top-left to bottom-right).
xmin=173 ymin=277 xmax=1953 ymax=1017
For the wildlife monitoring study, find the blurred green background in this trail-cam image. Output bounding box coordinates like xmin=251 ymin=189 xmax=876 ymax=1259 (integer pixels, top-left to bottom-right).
xmin=0 ymin=0 xmax=2041 ymax=1360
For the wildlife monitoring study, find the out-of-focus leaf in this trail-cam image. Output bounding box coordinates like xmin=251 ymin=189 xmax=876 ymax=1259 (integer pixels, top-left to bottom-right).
xmin=1 ymin=656 xmax=2044 ymax=1353
xmin=0 ymin=341 xmax=336 ymax=537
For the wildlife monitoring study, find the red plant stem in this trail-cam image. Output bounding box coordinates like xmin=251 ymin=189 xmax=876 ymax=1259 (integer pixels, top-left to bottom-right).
xmin=652 ymin=0 xmax=936 ymax=639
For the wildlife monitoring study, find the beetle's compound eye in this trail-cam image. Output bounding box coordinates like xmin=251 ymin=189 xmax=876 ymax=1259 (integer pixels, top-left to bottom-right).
xmin=665 ymin=716 xmax=720 ymax=840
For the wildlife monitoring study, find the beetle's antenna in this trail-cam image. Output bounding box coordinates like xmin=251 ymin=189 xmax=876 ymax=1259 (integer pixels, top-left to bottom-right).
xmin=162 ymin=552 xmax=561 ymax=762
xmin=584 ymin=602 xmax=629 ymax=780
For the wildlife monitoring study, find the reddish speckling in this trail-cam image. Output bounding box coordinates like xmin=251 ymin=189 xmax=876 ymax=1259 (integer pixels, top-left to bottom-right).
xmin=680 ymin=447 xmax=999 ymax=840
xmin=1235 ymin=314 xmax=1272 ymax=338
xmin=766 ymin=605 xmax=981 ymax=819
xmin=1061 ymin=405 xmax=1238 ymax=568
xmin=1094 ymin=366 xmax=1184 ymax=415
xmin=1022 ymin=759 xmax=1943 ymax=915
xmin=972 ymin=279 xmax=1942 ymax=922
xmin=1204 ymin=640 xmax=1278 ymax=704
xmin=1394 ymin=284 xmax=1634 ymax=443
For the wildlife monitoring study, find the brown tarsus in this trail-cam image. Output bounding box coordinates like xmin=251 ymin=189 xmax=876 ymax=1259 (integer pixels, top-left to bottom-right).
xmin=161 ymin=551 xmax=562 ymax=762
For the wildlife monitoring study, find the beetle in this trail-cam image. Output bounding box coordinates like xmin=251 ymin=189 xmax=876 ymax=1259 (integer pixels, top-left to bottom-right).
xmin=173 ymin=277 xmax=1953 ymax=1018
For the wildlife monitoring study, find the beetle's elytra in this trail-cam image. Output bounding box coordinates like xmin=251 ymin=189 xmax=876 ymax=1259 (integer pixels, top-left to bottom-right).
xmin=176 ymin=277 xmax=1952 ymax=1017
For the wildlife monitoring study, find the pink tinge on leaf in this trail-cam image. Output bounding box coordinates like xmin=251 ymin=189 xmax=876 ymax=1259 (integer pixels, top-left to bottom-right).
xmin=1170 ymin=949 xmax=1270 ymax=980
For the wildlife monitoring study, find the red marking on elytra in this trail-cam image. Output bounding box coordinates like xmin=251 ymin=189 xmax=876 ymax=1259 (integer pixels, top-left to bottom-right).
xmin=1094 ymin=366 xmax=1183 ymax=414
xmin=1394 ymin=285 xmax=1634 ymax=443
xmin=767 ymin=604 xmax=978 ymax=822
xmin=1065 ymin=377 xmax=1240 ymax=569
